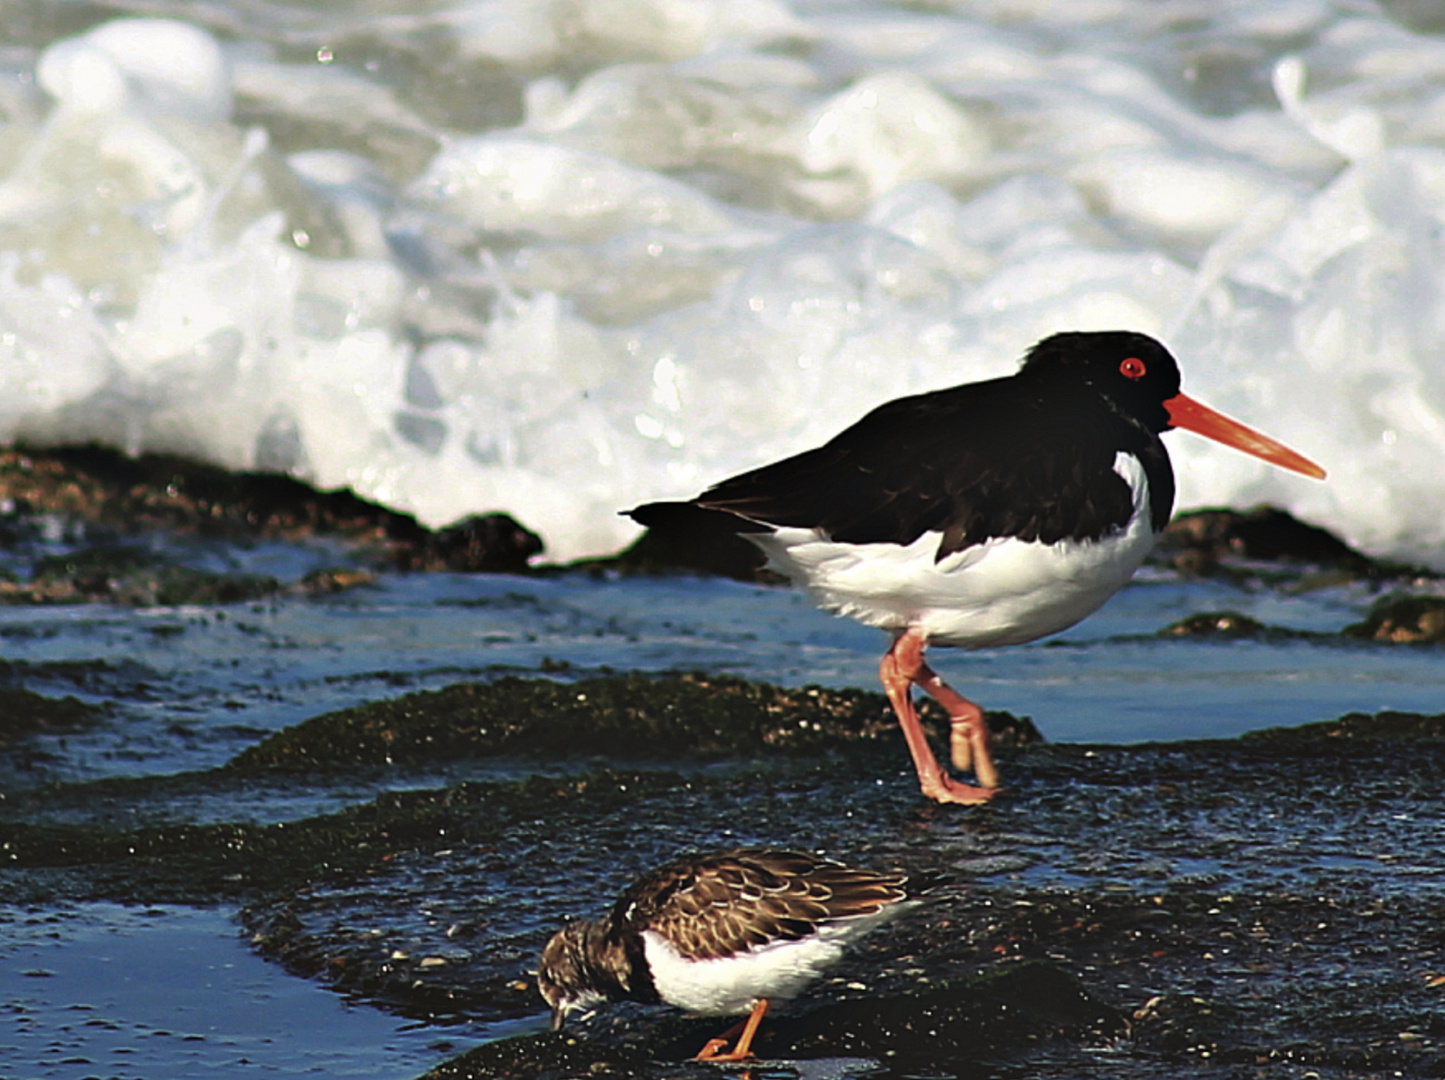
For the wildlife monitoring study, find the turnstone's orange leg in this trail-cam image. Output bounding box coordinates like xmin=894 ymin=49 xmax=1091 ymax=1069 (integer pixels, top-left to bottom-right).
xmin=881 ymin=626 xmax=999 ymax=804
xmin=694 ymin=998 xmax=769 ymax=1061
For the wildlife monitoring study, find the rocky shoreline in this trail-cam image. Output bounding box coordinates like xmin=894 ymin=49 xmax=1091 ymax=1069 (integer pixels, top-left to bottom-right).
xmin=1 ymin=443 xmax=1443 ymax=1079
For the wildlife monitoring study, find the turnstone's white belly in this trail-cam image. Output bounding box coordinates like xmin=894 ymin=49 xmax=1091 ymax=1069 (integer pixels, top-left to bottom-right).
xmin=640 ymin=907 xmax=897 ymax=1016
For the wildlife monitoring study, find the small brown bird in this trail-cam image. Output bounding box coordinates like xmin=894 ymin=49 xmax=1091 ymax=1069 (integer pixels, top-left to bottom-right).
xmin=537 ymin=847 xmax=912 ymax=1061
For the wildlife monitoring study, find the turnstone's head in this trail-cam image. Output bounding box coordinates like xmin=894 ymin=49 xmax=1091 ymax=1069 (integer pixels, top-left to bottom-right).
xmin=537 ymin=920 xmax=614 ymax=1029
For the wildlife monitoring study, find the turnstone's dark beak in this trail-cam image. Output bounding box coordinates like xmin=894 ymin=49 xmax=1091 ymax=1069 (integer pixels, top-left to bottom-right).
xmin=1164 ymin=392 xmax=1326 ymax=480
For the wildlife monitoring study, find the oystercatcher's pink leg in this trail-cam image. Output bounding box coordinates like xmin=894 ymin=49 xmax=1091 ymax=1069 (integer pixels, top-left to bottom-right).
xmin=913 ymin=657 xmax=999 ymax=787
xmin=880 ymin=627 xmax=999 ymax=804
xmin=694 ymin=998 xmax=769 ymax=1061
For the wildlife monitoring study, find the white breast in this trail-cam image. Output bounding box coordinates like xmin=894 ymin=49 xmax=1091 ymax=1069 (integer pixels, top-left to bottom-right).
xmin=749 ymin=452 xmax=1159 ymax=648
xmin=641 ymin=908 xmax=895 ymax=1016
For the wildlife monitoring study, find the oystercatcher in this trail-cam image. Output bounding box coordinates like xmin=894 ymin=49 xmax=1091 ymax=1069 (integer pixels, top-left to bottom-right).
xmin=537 ymin=847 xmax=911 ymax=1061
xmin=628 ymin=331 xmax=1326 ymax=804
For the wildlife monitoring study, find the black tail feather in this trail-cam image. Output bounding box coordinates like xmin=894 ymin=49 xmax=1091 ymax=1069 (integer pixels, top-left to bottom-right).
xmin=619 ymin=502 xmax=772 ymax=580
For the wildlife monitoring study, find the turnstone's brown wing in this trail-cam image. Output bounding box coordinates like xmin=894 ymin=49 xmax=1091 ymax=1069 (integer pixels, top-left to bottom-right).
xmin=614 ymin=848 xmax=908 ymax=962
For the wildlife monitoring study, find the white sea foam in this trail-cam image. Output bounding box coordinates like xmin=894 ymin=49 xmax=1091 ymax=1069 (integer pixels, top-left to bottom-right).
xmin=1 ymin=3 xmax=1444 ymax=565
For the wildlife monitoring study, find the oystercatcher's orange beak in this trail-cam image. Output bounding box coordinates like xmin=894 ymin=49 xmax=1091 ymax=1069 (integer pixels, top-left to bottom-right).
xmin=1164 ymin=393 xmax=1326 ymax=480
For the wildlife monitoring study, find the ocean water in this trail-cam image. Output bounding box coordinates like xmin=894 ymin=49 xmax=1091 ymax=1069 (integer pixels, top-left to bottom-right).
xmin=0 ymin=902 xmax=493 ymax=1080
xmin=1 ymin=0 xmax=1443 ymax=566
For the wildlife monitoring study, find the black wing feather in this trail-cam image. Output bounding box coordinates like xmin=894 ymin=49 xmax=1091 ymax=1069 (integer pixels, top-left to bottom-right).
xmin=679 ymin=374 xmax=1173 ymax=559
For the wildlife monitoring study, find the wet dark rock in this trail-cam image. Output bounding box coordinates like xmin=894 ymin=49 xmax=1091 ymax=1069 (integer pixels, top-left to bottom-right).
xmin=0 ymin=444 xmax=544 ymax=575
xmin=1156 ymin=505 xmax=1417 ymax=581
xmin=0 ymin=768 xmax=698 ymax=905
xmin=1129 ymin=990 xmax=1239 ymax=1056
xmin=401 ymin=514 xmax=545 ymax=574
xmin=296 ymin=567 xmax=378 ymax=596
xmin=1158 ymin=610 xmax=1270 ymax=639
xmin=5 ymin=667 xmax=1445 ymax=1080
xmin=0 ymin=688 xmax=104 ymax=746
xmin=1343 ymin=593 xmax=1445 ymax=643
xmin=1156 ymin=610 xmax=1334 ymax=643
xmin=0 ymin=444 xmax=417 ymax=542
xmin=431 ymin=963 xmax=1124 ymax=1080
xmin=0 ymin=543 xmax=283 ymax=606
xmin=1161 ymin=602 xmax=1445 ymax=646
xmin=145 ymin=566 xmax=284 ymax=606
xmin=771 ymin=961 xmax=1124 ymax=1062
xmin=0 ymin=658 xmax=132 ymax=703
xmin=226 ymin=672 xmax=1038 ymax=772
xmin=1240 ymin=708 xmax=1445 ymax=744
xmin=982 ymin=709 xmax=1042 ymax=748
xmin=30 ymin=545 xmax=154 ymax=585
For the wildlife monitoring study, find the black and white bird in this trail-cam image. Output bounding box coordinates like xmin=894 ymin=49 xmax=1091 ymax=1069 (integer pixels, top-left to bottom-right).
xmin=628 ymin=331 xmax=1326 ymax=804
xmin=537 ymin=847 xmax=912 ymax=1061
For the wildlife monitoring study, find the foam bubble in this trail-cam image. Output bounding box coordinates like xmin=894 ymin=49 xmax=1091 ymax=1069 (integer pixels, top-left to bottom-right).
xmin=38 ymin=19 xmax=231 ymax=121
xmin=0 ymin=257 xmax=112 ymax=435
xmin=408 ymin=134 xmax=738 ymax=241
xmin=795 ymin=71 xmax=990 ymax=209
xmin=451 ymin=0 xmax=809 ymax=65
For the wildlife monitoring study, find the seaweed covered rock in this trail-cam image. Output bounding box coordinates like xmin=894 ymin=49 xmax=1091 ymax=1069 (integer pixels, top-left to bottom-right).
xmin=5 ymin=544 xmax=282 ymax=605
xmin=1157 ymin=506 xmax=1400 ymax=580
xmin=1158 ymin=610 xmax=1273 ymax=639
xmin=227 ymin=673 xmax=1038 ymax=771
xmin=427 ymin=964 xmax=1124 ymax=1080
xmin=0 ymin=445 xmax=543 ymax=574
xmin=0 ymin=687 xmax=104 ymax=746
xmin=1344 ymin=593 xmax=1445 ymax=643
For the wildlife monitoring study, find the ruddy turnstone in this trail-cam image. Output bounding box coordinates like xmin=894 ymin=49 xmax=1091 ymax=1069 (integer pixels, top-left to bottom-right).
xmin=537 ymin=847 xmax=912 ymax=1061
xmin=629 ymin=331 xmax=1325 ymax=804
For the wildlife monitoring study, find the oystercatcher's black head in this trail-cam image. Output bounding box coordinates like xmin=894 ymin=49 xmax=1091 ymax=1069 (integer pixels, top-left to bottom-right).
xmin=1019 ymin=330 xmax=1181 ymax=434
xmin=1018 ymin=330 xmax=1325 ymax=480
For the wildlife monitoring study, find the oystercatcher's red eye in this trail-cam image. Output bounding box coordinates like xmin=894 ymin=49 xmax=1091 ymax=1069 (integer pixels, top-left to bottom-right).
xmin=1119 ymin=356 xmax=1146 ymax=380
